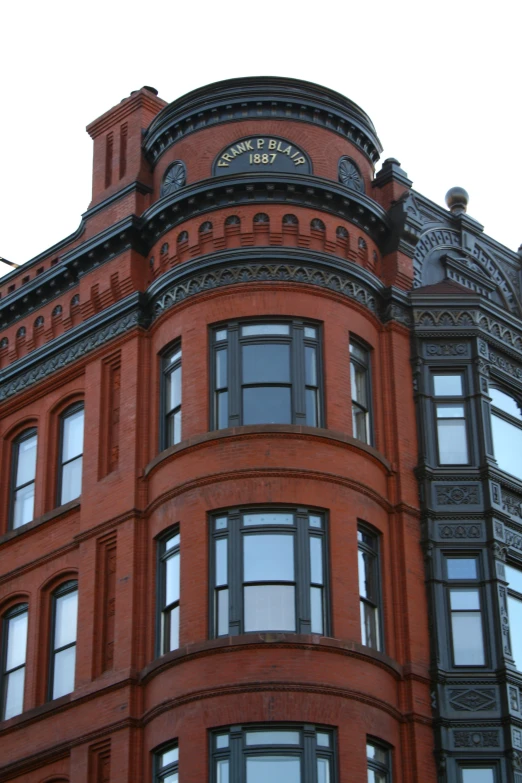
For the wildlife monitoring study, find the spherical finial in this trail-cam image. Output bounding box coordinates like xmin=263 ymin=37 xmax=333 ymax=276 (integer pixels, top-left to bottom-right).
xmin=445 ymin=186 xmax=469 ymax=215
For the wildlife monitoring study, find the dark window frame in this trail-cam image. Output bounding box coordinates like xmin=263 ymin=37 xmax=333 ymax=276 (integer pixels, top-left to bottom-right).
xmin=366 ymin=737 xmax=392 ymax=782
xmin=1 ymin=603 xmax=28 ymax=721
xmin=505 ymin=558 xmax=522 ymax=671
xmin=444 ymin=554 xmax=486 ymax=668
xmin=210 ymin=319 xmax=324 ymax=430
xmin=489 ymin=384 xmax=522 ymax=479
xmin=156 ymin=526 xmax=181 ymax=656
xmin=160 ymin=341 xmax=182 ymax=451
xmin=210 ymin=723 xmax=336 ymax=783
xmin=57 ymin=402 xmax=84 ymax=507
xmin=357 ymin=524 xmax=384 ymax=652
xmin=457 ymin=762 xmax=499 ymax=782
xmin=209 ymin=507 xmax=330 ymax=638
xmin=154 ymin=741 xmax=179 ymax=783
xmin=431 ymin=370 xmax=470 ymax=466
xmin=9 ymin=427 xmax=37 ymax=530
xmin=350 ymin=337 xmax=373 ymax=446
xmin=48 ymin=580 xmax=78 ymax=701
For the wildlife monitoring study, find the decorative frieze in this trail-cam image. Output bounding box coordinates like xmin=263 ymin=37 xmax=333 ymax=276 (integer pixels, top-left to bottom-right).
xmin=438 ymin=523 xmax=482 ymax=539
xmin=435 ymin=484 xmax=480 ymax=506
xmin=453 ymin=730 xmax=500 ymax=748
xmin=425 ymin=342 xmax=469 ymax=357
xmin=449 ymin=688 xmax=497 ymax=711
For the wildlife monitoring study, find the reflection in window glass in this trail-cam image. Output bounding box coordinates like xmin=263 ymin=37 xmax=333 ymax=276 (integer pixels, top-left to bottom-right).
xmin=366 ymin=741 xmax=390 ymax=783
xmin=164 ymin=345 xmax=182 ymax=448
xmin=160 ymin=531 xmax=180 ymax=654
xmin=447 ymin=558 xmax=477 ymax=580
xmin=350 ymin=340 xmax=372 ymax=444
xmin=358 ymin=528 xmax=382 ymax=651
xmin=450 ymin=588 xmax=485 ymax=665
xmin=490 ymin=388 xmax=522 ymax=478
xmin=1 ymin=604 xmax=28 ymax=719
xmin=433 ymin=373 xmax=469 ymax=465
xmin=60 ymin=407 xmax=84 ymax=505
xmin=11 ymin=430 xmax=37 ymax=529
xmin=156 ymin=743 xmax=179 ymax=783
xmin=461 ymin=769 xmax=495 ymax=783
xmin=51 ymin=582 xmax=78 ymax=699
xmin=506 ymin=563 xmax=522 ymax=670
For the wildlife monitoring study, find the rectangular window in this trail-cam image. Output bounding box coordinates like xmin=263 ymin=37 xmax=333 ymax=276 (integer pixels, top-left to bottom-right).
xmin=505 ymin=562 xmax=522 ymax=670
xmin=163 ymin=345 xmax=182 ymax=448
xmin=11 ymin=429 xmax=37 ymax=529
xmin=50 ymin=581 xmax=78 ymax=699
xmin=433 ymin=373 xmax=469 ymax=465
xmin=358 ymin=527 xmax=383 ymax=651
xmin=367 ymin=740 xmax=391 ymax=782
xmin=460 ymin=766 xmax=496 ymax=783
xmin=446 ymin=556 xmax=485 ymax=666
xmin=59 ymin=405 xmax=84 ymax=505
xmin=490 ymin=387 xmax=522 ymax=479
xmin=1 ymin=604 xmax=28 ymax=720
xmin=211 ymin=321 xmax=322 ymax=429
xmin=159 ymin=531 xmax=180 ymax=654
xmin=350 ymin=340 xmax=372 ymax=444
xmin=155 ymin=743 xmax=178 ymax=783
xmin=211 ymin=509 xmax=327 ymax=637
xmin=212 ymin=725 xmax=334 ymax=783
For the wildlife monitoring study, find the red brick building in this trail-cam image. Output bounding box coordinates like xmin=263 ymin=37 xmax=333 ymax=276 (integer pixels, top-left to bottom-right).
xmin=1 ymin=78 xmax=521 ymax=783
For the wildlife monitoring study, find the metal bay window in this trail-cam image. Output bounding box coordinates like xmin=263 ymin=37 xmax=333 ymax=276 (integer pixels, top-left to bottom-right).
xmin=1 ymin=603 xmax=28 ymax=720
xmin=158 ymin=530 xmax=180 ymax=654
xmin=10 ymin=429 xmax=37 ymax=529
xmin=212 ymin=725 xmax=334 ymax=783
xmin=446 ymin=556 xmax=485 ymax=666
xmin=490 ymin=387 xmax=522 ymax=479
xmin=433 ymin=373 xmax=469 ymax=465
xmin=211 ymin=509 xmax=327 ymax=637
xmin=212 ymin=321 xmax=322 ymax=429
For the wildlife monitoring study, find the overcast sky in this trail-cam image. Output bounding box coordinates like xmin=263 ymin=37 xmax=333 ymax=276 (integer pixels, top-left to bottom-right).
xmin=1 ymin=1 xmax=520 ymax=276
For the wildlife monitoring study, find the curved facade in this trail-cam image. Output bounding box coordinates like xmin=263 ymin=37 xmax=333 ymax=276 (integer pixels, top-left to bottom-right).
xmin=1 ymin=77 xmax=521 ymax=783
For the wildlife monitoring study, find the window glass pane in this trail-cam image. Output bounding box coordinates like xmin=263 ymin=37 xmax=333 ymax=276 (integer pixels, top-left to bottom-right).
xmin=437 ymin=419 xmax=468 ymax=464
xmin=506 ymin=565 xmax=522 ymax=594
xmin=433 ymin=375 xmax=463 ymax=396
xmin=367 ymin=771 xmax=387 ymax=783
xmin=245 ymin=730 xmax=300 ymax=745
xmin=317 ymin=758 xmax=330 ymax=783
xmin=217 ymin=390 xmax=228 ymax=429
xmin=351 ymin=363 xmax=367 ymax=406
xmin=310 ymin=537 xmax=323 ymax=584
xmin=243 ymin=513 xmax=293 ymax=526
xmin=216 ymin=759 xmax=229 ymax=783
xmin=492 ymin=413 xmax=522 ymax=478
xmin=242 ymin=344 xmax=290 ymax=384
xmin=54 ymin=590 xmax=78 ymax=648
xmin=361 ymin=601 xmax=379 ymax=649
xmin=216 ymin=734 xmax=229 ymax=748
xmin=436 ymin=403 xmax=465 ymax=418
xmin=461 ymin=770 xmax=494 ymax=783
xmin=309 ymin=515 xmax=322 ymax=528
xmin=165 ymin=533 xmax=180 ymax=551
xmin=167 ymin=366 xmax=182 ymax=411
xmin=508 ymin=594 xmax=522 ymax=670
xmin=242 ymin=324 xmax=290 ymax=336
xmin=306 ymin=388 xmax=318 ymax=427
xmin=217 ymin=588 xmax=229 ymax=636
xmin=61 ymin=457 xmax=82 ymax=504
xmin=244 ymin=534 xmax=294 ymax=581
xmin=163 ymin=773 xmax=178 ymax=783
xmin=447 ymin=558 xmax=477 ymax=580
xmin=246 ymin=756 xmax=300 ymax=783
xmin=311 ymin=586 xmax=323 ymax=634
xmin=450 ymin=590 xmax=480 ymax=610
xmin=216 ymin=348 xmax=227 ymax=390
xmin=166 ymin=552 xmax=180 ymax=605
xmin=350 ymin=342 xmax=367 ymax=363
xmin=166 ymin=348 xmax=181 ymax=365
xmin=358 ymin=550 xmax=376 ymax=600
xmin=62 ymin=409 xmax=84 ymax=462
xmin=6 ymin=611 xmax=28 ymax=670
xmin=52 ymin=645 xmax=76 ymax=698
xmin=305 ymin=346 xmax=317 ymax=386
xmin=216 ymin=538 xmax=228 ymax=585
xmin=490 ymin=388 xmax=520 ymax=417
xmin=367 ymin=743 xmax=387 ymax=763
xmin=451 ymin=612 xmax=485 ymax=665
xmin=215 ymin=328 xmax=227 ymax=342
xmin=244 ymin=584 xmax=295 ymax=631
xmin=13 ymin=484 xmax=35 ymax=528
xmin=304 ymin=326 xmax=317 ymax=338
xmin=353 ymin=406 xmax=368 ymax=442
xmin=169 ymin=606 xmax=180 ymax=650
xmin=4 ymin=668 xmax=25 ymax=719
xmin=317 ymin=732 xmax=330 ymax=747
xmin=15 ymin=434 xmax=37 ymax=486
xmin=243 ymin=386 xmax=292 ymax=425
xmin=161 ymin=747 xmax=179 ymax=767
xmin=215 ymin=517 xmax=228 ymax=530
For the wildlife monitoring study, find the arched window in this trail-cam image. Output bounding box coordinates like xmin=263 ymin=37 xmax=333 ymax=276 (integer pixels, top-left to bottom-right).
xmin=10 ymin=428 xmax=37 ymax=529
xmin=58 ymin=404 xmax=84 ymax=505
xmin=1 ymin=603 xmax=28 ymax=719
xmin=490 ymin=388 xmax=522 ymax=479
xmin=162 ymin=343 xmax=182 ymax=449
xmin=49 ymin=581 xmax=78 ymax=700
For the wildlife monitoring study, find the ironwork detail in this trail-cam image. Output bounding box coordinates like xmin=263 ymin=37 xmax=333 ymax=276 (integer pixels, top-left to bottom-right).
xmin=161 ymin=161 xmax=186 ymax=197
xmin=338 ymin=157 xmax=364 ymax=193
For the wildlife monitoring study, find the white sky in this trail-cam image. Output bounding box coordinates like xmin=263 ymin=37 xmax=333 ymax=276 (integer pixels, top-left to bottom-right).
xmin=1 ymin=0 xmax=520 ymax=275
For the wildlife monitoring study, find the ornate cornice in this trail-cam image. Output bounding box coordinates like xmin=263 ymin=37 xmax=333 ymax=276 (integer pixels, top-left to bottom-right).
xmin=143 ymin=76 xmax=383 ymax=166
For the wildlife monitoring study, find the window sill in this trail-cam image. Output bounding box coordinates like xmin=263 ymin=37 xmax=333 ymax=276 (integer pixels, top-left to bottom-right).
xmin=139 ymin=632 xmax=402 ymax=684
xmin=145 ymin=425 xmax=392 ymax=478
xmin=0 ymin=498 xmax=81 ymax=545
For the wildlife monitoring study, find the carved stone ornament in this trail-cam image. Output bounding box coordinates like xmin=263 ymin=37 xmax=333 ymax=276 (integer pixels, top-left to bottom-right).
xmin=426 ymin=343 xmax=468 ymax=357
xmin=513 ymin=727 xmax=522 ymax=749
xmin=491 ymin=541 xmax=508 ymax=562
xmin=454 ymin=730 xmax=500 ymax=748
xmin=510 ymin=750 xmax=522 ymax=771
xmin=490 ymin=350 xmax=522 ymax=380
xmin=439 ymin=523 xmax=481 ymax=539
xmin=436 ymin=485 xmax=479 ymax=505
xmin=338 ymin=157 xmax=364 ymax=193
xmin=449 ymin=688 xmax=497 ymax=711
xmin=510 ymin=686 xmax=520 ymax=712
xmin=161 ymin=161 xmax=186 ymax=198
xmin=505 ymin=527 xmax=522 ymax=552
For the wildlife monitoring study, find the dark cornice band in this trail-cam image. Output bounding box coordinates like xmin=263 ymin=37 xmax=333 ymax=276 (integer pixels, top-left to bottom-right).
xmin=142 ymin=76 xmax=383 ymax=166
